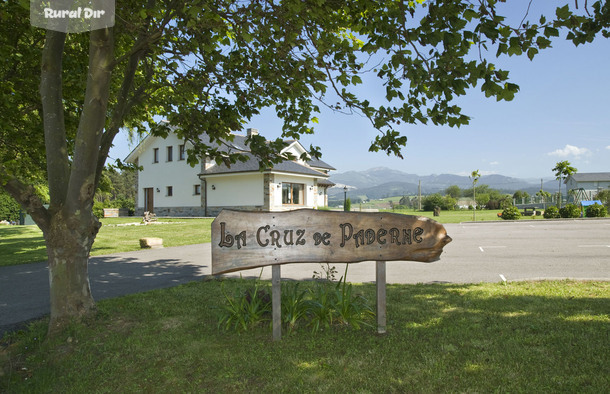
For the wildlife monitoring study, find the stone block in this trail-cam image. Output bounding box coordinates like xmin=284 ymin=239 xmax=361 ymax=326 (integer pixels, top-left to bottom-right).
xmin=139 ymin=237 xmax=163 ymax=249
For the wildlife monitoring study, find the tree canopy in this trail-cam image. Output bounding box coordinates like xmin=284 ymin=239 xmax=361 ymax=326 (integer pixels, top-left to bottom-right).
xmin=1 ymin=0 xmax=608 ymax=333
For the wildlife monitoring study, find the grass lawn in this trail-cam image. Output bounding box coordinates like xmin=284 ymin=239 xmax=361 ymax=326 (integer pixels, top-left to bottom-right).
xmin=1 ymin=279 xmax=608 ymax=392
xmin=0 ymin=218 xmax=213 ymax=267
xmin=382 ymin=208 xmax=540 ymax=223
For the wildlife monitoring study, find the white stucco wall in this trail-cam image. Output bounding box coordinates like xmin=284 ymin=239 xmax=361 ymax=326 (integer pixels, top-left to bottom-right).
xmin=206 ymin=173 xmax=264 ymax=207
xmin=272 ymin=174 xmax=318 ymax=210
xmin=136 ymin=134 xmax=201 ymax=209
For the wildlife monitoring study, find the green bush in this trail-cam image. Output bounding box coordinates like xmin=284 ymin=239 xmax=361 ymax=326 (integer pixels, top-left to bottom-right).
xmin=501 ymin=206 xmax=521 ymax=220
xmin=422 ymin=194 xmax=456 ymax=211
xmin=559 ymin=204 xmax=581 ymax=218
xmin=0 ymin=191 xmax=21 ymax=222
xmin=543 ymin=206 xmax=560 ymax=219
xmin=585 ymin=203 xmax=607 ymax=218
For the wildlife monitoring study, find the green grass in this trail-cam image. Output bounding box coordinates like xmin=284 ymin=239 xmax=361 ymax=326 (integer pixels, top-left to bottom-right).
xmin=383 ymin=208 xmax=541 ymax=223
xmin=1 ymin=279 xmax=608 ymax=392
xmin=0 ymin=218 xmax=213 ymax=267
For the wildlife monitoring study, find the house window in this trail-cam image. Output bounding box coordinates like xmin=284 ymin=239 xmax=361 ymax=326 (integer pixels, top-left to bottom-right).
xmin=167 ymin=186 xmax=173 ymax=197
xmin=153 ymin=148 xmax=159 ymax=163
xmin=194 ymin=184 xmax=201 ymax=195
xmin=282 ymin=183 xmax=304 ymax=205
xmin=179 ymin=144 xmax=186 ymax=161
xmin=167 ymin=146 xmax=173 ymax=162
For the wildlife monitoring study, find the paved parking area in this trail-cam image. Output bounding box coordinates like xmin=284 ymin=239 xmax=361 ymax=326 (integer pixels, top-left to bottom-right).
xmin=222 ymin=219 xmax=610 ymax=284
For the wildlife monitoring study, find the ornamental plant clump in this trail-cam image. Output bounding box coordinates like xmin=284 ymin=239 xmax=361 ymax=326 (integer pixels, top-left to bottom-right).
xmin=501 ymin=206 xmax=521 ymax=220
xmin=559 ymin=204 xmax=581 ymax=218
xmin=585 ymin=203 xmax=607 ymax=218
xmin=218 ymin=266 xmax=374 ymax=334
xmin=543 ymin=206 xmax=561 ymax=219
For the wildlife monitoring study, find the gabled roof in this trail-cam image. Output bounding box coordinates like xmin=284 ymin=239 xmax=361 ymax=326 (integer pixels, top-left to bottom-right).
xmin=200 ymin=152 xmax=329 ymax=178
xmin=199 ymin=133 xmax=331 ymax=178
xmin=566 ymin=172 xmax=610 ymax=183
xmin=317 ymin=178 xmax=336 ymax=187
xmin=125 ymin=127 xmax=334 ymax=178
xmin=307 ymin=158 xmax=336 ymax=171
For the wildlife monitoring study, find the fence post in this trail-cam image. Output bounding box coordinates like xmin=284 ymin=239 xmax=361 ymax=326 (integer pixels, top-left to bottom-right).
xmin=376 ymin=261 xmax=387 ymax=334
xmin=272 ymin=265 xmax=282 ymax=341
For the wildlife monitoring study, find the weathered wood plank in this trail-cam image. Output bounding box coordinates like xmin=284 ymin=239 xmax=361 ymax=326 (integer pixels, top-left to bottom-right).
xmin=272 ymin=265 xmax=281 ymax=341
xmin=376 ymin=261 xmax=387 ymax=334
xmin=211 ymin=209 xmax=452 ymax=275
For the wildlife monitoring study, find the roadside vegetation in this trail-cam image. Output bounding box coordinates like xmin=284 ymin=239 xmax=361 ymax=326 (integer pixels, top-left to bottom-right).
xmin=1 ymin=279 xmax=607 ymax=392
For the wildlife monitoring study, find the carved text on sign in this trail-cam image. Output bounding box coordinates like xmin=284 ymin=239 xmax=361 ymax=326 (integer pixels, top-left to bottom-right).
xmin=217 ymin=222 xmax=426 ymax=250
xmin=211 ymin=210 xmax=452 ymax=275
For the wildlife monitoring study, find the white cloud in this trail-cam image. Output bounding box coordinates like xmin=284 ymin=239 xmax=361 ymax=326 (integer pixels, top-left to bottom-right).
xmin=547 ymin=144 xmax=591 ymax=158
xmin=606 ymin=145 xmax=610 ymax=150
xmin=489 ymin=161 xmax=499 ymax=166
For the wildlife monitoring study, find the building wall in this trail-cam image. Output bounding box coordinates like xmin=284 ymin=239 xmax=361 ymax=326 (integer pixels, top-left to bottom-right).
xmin=137 ymin=134 xmax=202 ymax=211
xmin=270 ymin=173 xmax=319 ymax=211
xmin=132 ymin=133 xmax=332 ymax=217
xmin=205 ymin=173 xmax=264 ymax=207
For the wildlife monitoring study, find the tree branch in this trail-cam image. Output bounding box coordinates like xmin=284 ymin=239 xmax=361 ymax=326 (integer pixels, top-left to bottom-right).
xmin=0 ymin=165 xmax=50 ymax=231
xmin=40 ymin=30 xmax=70 ymax=210
xmin=66 ymin=28 xmax=114 ymax=213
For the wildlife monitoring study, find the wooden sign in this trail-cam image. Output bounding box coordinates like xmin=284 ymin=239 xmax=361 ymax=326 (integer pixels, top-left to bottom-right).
xmin=211 ymin=209 xmax=452 ymax=275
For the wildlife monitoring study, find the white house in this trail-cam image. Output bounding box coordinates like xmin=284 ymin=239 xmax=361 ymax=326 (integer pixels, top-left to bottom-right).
xmin=564 ymin=172 xmax=610 ymax=200
xmin=125 ymin=128 xmax=335 ymax=216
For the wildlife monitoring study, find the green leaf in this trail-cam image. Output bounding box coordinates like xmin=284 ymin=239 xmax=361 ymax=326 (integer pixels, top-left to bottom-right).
xmin=527 ymin=47 xmax=539 ymax=61
xmin=544 ymin=26 xmax=559 ymax=38
xmin=555 ymin=5 xmax=571 ymax=20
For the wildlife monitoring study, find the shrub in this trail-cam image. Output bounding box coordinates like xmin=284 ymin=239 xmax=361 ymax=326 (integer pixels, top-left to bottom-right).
xmin=0 ymin=191 xmax=21 ymax=222
xmin=543 ymin=206 xmax=560 ymax=219
xmin=422 ymin=194 xmax=443 ymax=211
xmin=559 ymin=204 xmax=581 ymax=218
xmin=501 ymin=206 xmax=521 ymax=220
xmin=423 ymin=194 xmax=456 ymax=211
xmin=585 ymin=203 xmax=607 ymax=218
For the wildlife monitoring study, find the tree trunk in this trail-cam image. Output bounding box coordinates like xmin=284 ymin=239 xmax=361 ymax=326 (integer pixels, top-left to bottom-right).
xmin=39 ymin=27 xmax=113 ymax=336
xmin=45 ymin=208 xmax=101 ymax=335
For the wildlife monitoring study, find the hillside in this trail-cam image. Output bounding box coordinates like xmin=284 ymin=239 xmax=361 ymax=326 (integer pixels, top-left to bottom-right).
xmin=328 ymin=167 xmax=556 ymax=201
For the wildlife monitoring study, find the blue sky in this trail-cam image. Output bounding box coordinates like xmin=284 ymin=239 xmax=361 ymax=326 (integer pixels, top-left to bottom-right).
xmin=110 ymin=5 xmax=610 ymax=180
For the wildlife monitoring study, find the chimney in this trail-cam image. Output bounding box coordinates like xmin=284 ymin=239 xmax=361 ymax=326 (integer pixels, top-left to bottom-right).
xmin=247 ymin=128 xmax=259 ymax=137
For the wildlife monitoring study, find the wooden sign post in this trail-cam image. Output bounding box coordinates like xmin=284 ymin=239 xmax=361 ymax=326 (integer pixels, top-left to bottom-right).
xmin=211 ymin=209 xmax=452 ymax=340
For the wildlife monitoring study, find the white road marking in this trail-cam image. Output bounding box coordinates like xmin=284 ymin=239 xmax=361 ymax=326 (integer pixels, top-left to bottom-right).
xmin=577 ymin=245 xmax=610 ymax=248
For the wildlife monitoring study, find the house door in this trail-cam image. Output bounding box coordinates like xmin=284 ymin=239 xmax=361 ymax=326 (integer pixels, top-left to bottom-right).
xmin=144 ymin=188 xmax=154 ymax=213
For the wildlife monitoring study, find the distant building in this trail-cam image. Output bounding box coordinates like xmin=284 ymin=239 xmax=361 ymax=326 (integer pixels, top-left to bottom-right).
xmin=564 ymin=172 xmax=610 ymax=200
xmin=125 ymin=127 xmax=335 ymax=216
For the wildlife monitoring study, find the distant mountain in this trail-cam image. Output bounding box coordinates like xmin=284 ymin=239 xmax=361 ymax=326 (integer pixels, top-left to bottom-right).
xmin=328 ymin=167 xmax=554 ymax=200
